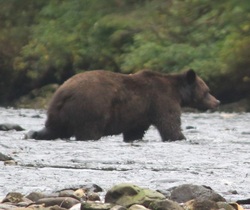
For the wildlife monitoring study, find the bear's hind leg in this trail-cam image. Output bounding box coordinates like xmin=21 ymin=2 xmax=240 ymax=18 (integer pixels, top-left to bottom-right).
xmin=25 ymin=127 xmax=59 ymax=140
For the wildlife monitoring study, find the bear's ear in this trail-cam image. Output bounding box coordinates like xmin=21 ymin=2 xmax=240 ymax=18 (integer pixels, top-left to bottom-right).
xmin=186 ymin=69 xmax=196 ymax=85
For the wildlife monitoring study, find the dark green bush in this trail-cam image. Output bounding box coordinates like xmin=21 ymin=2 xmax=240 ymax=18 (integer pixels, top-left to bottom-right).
xmin=0 ymin=0 xmax=249 ymax=104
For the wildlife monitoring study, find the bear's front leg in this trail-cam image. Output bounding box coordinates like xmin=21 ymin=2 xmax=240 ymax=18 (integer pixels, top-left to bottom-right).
xmin=154 ymin=114 xmax=186 ymax=142
xmin=123 ymin=125 xmax=149 ymax=142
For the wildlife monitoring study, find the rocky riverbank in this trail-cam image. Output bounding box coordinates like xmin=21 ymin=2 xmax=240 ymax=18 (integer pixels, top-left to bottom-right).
xmin=0 ymin=182 xmax=249 ymax=210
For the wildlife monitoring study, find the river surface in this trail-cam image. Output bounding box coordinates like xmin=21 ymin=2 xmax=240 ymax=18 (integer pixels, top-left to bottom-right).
xmin=0 ymin=107 xmax=249 ymax=203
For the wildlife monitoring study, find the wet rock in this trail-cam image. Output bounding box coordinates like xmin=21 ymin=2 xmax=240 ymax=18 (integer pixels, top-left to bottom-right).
xmin=217 ymin=202 xmax=235 ymax=210
xmin=81 ymin=201 xmax=114 ymax=210
xmin=25 ymin=192 xmax=47 ymax=202
xmin=74 ymin=189 xmax=87 ymax=201
xmin=88 ymin=193 xmax=101 ymax=201
xmin=128 ymin=204 xmax=149 ymax=210
xmin=0 ymin=203 xmax=19 ymax=209
xmin=31 ymin=114 xmax=43 ymax=118
xmin=229 ymin=203 xmax=245 ymax=210
xmin=57 ymin=186 xmax=101 ymax=201
xmin=228 ymin=190 xmax=238 ymax=195
xmin=26 ymin=192 xmax=60 ymax=201
xmin=4 ymin=159 xmax=18 ymax=166
xmin=0 ymin=123 xmax=25 ymax=131
xmin=22 ymin=205 xmax=69 ymax=210
xmin=110 ymin=205 xmax=127 ymax=210
xmin=58 ymin=188 xmax=88 ymax=201
xmin=105 ymin=183 xmax=165 ymax=208
xmin=185 ymin=126 xmax=196 ymax=130
xmin=156 ymin=189 xmax=171 ymax=198
xmin=16 ymin=199 xmax=34 ymax=207
xmin=148 ymin=199 xmax=183 ymax=210
xmin=21 ymin=205 xmax=67 ymax=210
xmin=236 ymin=198 xmax=250 ymax=204
xmin=0 ymin=192 xmax=58 ymax=209
xmin=184 ymin=199 xmax=219 ymax=210
xmin=2 ymin=192 xmax=24 ymax=203
xmin=70 ymin=203 xmax=82 ymax=210
xmin=36 ymin=197 xmax=80 ymax=209
xmin=241 ymin=131 xmax=250 ymax=135
xmin=59 ymin=190 xmax=81 ymax=201
xmin=49 ymin=205 xmax=70 ymax=210
xmin=59 ymin=189 xmax=101 ymax=202
xmin=168 ymin=184 xmax=225 ymax=203
xmin=0 ymin=152 xmax=13 ymax=161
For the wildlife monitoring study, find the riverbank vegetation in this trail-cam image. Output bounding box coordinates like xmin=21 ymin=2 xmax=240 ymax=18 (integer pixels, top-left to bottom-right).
xmin=0 ymin=0 xmax=249 ymax=106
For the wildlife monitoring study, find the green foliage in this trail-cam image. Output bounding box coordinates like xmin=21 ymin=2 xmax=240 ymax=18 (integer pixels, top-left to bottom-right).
xmin=120 ymin=34 xmax=222 ymax=78
xmin=221 ymin=35 xmax=250 ymax=72
xmin=0 ymin=0 xmax=250 ymax=104
xmin=121 ymin=37 xmax=196 ymax=73
xmin=0 ymin=0 xmax=47 ymax=103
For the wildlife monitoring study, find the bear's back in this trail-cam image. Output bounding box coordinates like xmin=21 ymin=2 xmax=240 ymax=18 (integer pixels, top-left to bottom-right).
xmin=47 ymin=70 xmax=172 ymax=114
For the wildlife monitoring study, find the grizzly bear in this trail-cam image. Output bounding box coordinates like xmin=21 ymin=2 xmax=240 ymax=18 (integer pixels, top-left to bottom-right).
xmin=26 ymin=69 xmax=220 ymax=142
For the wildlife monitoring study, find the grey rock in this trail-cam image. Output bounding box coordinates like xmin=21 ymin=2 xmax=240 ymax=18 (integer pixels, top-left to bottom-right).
xmin=128 ymin=204 xmax=150 ymax=210
xmin=81 ymin=201 xmax=114 ymax=210
xmin=0 ymin=152 xmax=13 ymax=161
xmin=2 ymin=192 xmax=24 ymax=203
xmin=184 ymin=199 xmax=219 ymax=210
xmin=110 ymin=205 xmax=127 ymax=210
xmin=168 ymin=184 xmax=225 ymax=203
xmin=149 ymin=199 xmax=183 ymax=210
xmin=25 ymin=191 xmax=47 ymax=202
xmin=36 ymin=197 xmax=80 ymax=209
xmin=0 ymin=123 xmax=24 ymax=131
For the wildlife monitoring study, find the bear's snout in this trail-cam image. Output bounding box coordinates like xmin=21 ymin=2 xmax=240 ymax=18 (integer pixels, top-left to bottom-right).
xmin=216 ymin=99 xmax=220 ymax=106
xmin=208 ymin=96 xmax=220 ymax=109
xmin=197 ymin=94 xmax=220 ymax=111
xmin=212 ymin=99 xmax=220 ymax=109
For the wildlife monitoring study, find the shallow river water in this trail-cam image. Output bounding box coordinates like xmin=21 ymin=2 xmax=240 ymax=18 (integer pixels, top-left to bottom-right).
xmin=0 ymin=107 xmax=249 ymax=202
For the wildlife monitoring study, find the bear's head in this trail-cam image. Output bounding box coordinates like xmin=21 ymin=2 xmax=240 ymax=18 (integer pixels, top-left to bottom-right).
xmin=181 ymin=69 xmax=220 ymax=110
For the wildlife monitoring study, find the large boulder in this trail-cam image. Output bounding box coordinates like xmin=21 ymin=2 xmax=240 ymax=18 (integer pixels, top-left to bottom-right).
xmin=168 ymin=184 xmax=225 ymax=203
xmin=105 ymin=183 xmax=166 ymax=208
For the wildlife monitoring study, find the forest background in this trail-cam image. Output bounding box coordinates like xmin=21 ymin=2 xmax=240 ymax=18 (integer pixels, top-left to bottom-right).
xmin=0 ymin=0 xmax=249 ymax=108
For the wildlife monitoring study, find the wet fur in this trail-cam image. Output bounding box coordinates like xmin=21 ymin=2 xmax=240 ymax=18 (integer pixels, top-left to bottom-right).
xmin=27 ymin=69 xmax=219 ymax=141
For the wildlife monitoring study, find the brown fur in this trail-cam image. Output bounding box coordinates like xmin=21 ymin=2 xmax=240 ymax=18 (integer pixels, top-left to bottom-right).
xmin=28 ymin=69 xmax=219 ymax=141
